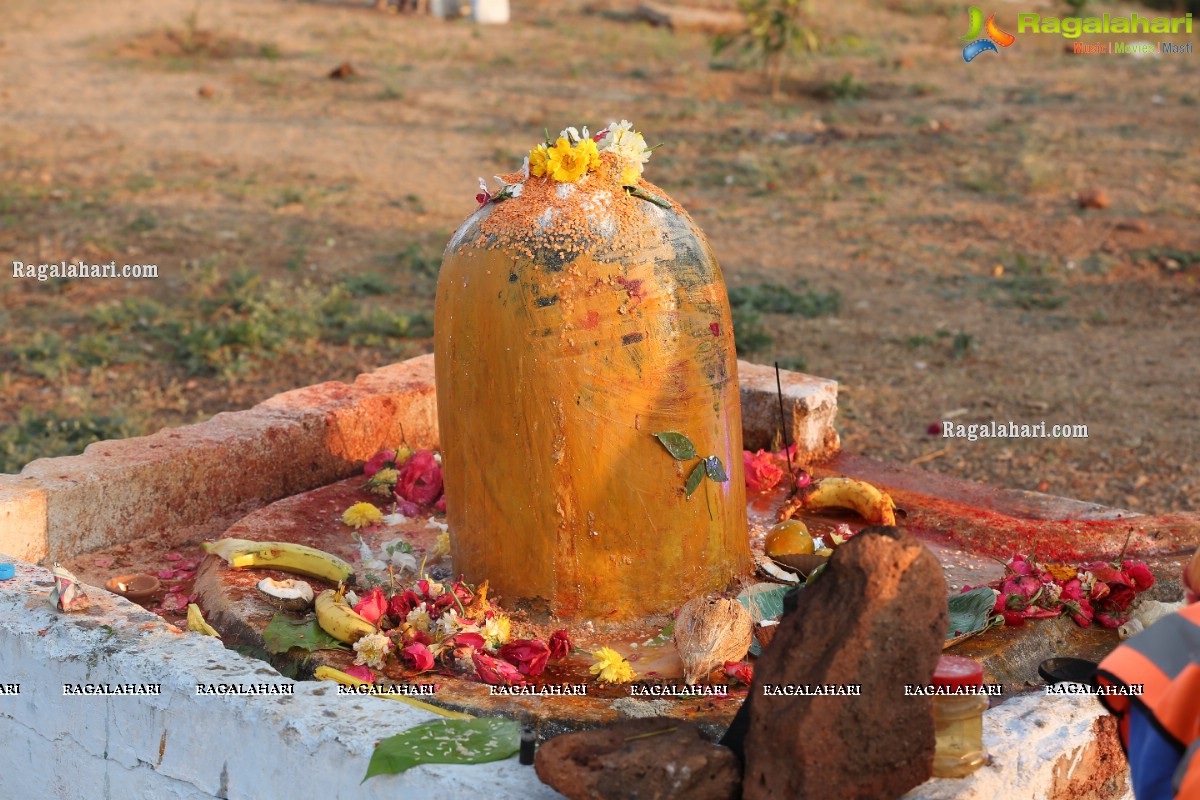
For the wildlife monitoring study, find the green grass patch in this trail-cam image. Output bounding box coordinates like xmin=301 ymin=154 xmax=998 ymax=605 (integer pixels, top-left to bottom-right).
xmin=728 ymin=281 xmax=841 ymax=317
xmin=0 ymin=407 xmax=146 ymax=475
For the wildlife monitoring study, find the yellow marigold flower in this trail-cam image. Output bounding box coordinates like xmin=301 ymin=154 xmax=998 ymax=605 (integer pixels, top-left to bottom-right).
xmin=529 ymin=144 xmax=550 ymax=178
xmin=431 ymin=530 xmax=451 ymax=559
xmin=547 ymin=137 xmax=597 ymax=183
xmin=590 ymin=646 xmax=637 ymax=684
xmin=342 ymin=502 xmax=383 ymax=529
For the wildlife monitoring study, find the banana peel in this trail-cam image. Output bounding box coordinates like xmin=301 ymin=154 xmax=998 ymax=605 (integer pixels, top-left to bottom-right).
xmin=202 ymin=538 xmax=355 ymax=585
xmin=187 ymin=603 xmax=220 ymax=638
xmin=780 ymin=477 xmax=897 ymax=526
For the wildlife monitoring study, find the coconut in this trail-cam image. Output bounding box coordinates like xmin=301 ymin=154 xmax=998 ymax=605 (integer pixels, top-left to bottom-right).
xmin=674 ymin=596 xmax=754 ymax=685
xmin=256 ymin=577 xmax=315 ymax=612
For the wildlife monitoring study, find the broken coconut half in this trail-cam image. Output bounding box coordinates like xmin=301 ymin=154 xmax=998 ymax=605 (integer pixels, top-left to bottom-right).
xmin=256 ymin=577 xmax=315 ymax=612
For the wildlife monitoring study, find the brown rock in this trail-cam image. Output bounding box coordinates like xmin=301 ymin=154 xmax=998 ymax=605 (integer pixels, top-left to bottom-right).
xmin=535 ymin=718 xmax=741 ymax=800
xmin=1077 ymin=189 xmax=1109 ymax=209
xmin=197 ymin=85 xmax=215 ymax=98
xmin=1114 ymin=220 xmax=1149 ymax=233
xmin=743 ymin=526 xmax=948 ymax=800
xmin=328 ymin=62 xmax=357 ymax=79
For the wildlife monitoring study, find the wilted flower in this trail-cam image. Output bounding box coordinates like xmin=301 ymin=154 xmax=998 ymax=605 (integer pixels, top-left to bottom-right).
xmin=548 ymin=629 xmax=572 ymax=660
xmin=388 ymin=589 xmax=421 ymax=620
xmin=589 ymin=646 xmax=636 ymax=684
xmin=1122 ymin=561 xmax=1155 ymax=591
xmin=352 ymin=632 xmax=392 ymax=670
xmin=342 ymin=502 xmax=383 ymax=529
xmin=1104 ymin=584 xmax=1138 ymax=613
xmin=498 ymin=639 xmax=551 ymax=677
xmin=395 ymin=450 xmax=444 ymax=507
xmin=418 ymin=579 xmax=445 ymax=599
xmin=364 ymin=450 xmax=397 ymax=478
xmin=366 ymin=468 xmax=399 ymax=497
xmin=483 ymin=614 xmax=512 ymax=649
xmin=743 ymin=449 xmax=784 ymax=493
xmin=725 ymin=661 xmax=754 ymax=686
xmin=406 ymin=602 xmax=432 ymax=633
xmin=402 ymin=642 xmax=435 ymax=672
xmin=343 ymin=665 xmax=375 ymax=683
xmin=352 ymin=587 xmax=388 ymax=626
xmin=473 ymin=651 xmax=525 ymax=686
xmin=431 ymin=531 xmax=451 ymax=558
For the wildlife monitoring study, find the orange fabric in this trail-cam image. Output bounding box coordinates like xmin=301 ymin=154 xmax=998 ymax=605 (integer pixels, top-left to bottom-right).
xmin=1097 ymin=604 xmax=1200 ymax=752
xmin=1176 ymin=740 xmax=1200 ymax=799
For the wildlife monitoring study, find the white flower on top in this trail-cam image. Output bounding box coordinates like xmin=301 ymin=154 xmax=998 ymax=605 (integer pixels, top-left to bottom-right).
xmin=559 ymin=126 xmax=590 ymax=145
xmin=598 ymin=119 xmax=651 ymax=184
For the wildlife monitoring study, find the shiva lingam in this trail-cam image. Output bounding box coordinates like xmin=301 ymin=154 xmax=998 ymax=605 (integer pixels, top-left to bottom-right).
xmin=435 ymin=121 xmax=752 ymax=621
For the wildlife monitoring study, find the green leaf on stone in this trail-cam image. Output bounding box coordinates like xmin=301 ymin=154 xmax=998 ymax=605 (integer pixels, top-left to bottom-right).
xmin=703 ymin=456 xmax=729 ymax=482
xmin=363 ymin=718 xmax=520 ymax=782
xmin=684 ymin=461 xmax=706 ymax=498
xmin=262 ymin=613 xmax=348 ymax=654
xmin=946 ymin=587 xmax=1001 ymax=645
xmin=653 ymin=431 xmax=698 ymax=461
xmin=737 ymin=582 xmax=792 ymax=623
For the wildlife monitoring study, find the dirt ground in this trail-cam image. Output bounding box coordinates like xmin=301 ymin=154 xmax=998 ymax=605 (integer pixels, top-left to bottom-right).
xmin=1 ymin=0 xmax=1197 ymax=514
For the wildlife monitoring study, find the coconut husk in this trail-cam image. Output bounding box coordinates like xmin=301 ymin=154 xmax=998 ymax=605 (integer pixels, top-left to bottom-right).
xmin=674 ymin=596 xmax=753 ymax=685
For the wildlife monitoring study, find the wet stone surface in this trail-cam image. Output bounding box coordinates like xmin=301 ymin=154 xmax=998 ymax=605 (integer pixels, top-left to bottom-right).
xmin=175 ymin=454 xmax=1198 ymax=733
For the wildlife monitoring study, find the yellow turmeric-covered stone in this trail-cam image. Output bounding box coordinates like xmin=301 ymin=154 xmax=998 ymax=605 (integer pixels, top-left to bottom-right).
xmin=435 ymin=152 xmax=749 ymax=621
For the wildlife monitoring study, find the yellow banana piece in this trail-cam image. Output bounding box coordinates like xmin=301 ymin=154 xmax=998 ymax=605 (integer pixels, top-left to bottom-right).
xmin=186 ymin=603 xmax=220 ymax=638
xmin=314 ymin=589 xmax=376 ymax=644
xmin=313 ymin=666 xmax=472 ymax=719
xmin=202 ymin=538 xmax=354 ymax=584
xmin=802 ymin=477 xmax=897 ymax=526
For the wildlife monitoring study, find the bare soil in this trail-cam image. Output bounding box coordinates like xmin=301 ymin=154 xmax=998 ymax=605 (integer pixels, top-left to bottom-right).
xmin=1 ymin=0 xmax=1197 ymax=514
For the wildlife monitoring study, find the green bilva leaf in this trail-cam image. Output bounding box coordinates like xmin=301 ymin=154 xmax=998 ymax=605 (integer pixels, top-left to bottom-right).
xmin=738 ymin=582 xmax=794 ymax=657
xmin=737 ymin=582 xmax=791 ymax=623
xmin=946 ymin=587 xmax=1001 ymax=643
xmin=262 ymin=613 xmax=348 ymax=654
xmin=704 ymin=455 xmax=729 ymax=482
xmin=653 ymin=431 xmax=698 ymax=461
xmin=684 ymin=461 xmax=706 ymax=498
xmin=363 ymin=718 xmax=520 ymax=782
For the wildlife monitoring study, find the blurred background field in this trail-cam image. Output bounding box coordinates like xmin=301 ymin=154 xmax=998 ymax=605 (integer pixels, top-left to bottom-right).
xmin=0 ymin=0 xmax=1197 ymax=511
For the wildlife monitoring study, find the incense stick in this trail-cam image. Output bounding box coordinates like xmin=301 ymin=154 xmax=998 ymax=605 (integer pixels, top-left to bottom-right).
xmin=775 ymin=361 xmax=796 ymax=497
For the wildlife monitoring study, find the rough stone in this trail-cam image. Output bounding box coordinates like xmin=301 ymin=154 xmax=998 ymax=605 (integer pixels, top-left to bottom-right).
xmin=902 ymin=691 xmax=1130 ymax=800
xmin=738 ymin=361 xmax=839 ymax=465
xmin=4 ymin=355 xmax=439 ymax=563
xmin=743 ymin=526 xmax=949 ymax=800
xmin=535 ymin=718 xmax=741 ymax=800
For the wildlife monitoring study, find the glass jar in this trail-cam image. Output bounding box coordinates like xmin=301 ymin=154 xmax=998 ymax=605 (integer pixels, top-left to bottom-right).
xmin=931 ymin=655 xmax=988 ymax=778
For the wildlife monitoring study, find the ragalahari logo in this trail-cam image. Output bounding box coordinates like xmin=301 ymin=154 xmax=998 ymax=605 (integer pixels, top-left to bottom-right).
xmin=961 ymin=7 xmax=1016 ymax=62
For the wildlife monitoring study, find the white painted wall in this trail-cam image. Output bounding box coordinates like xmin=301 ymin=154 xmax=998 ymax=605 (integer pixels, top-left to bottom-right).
xmin=0 ymin=558 xmax=563 ymax=800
